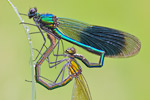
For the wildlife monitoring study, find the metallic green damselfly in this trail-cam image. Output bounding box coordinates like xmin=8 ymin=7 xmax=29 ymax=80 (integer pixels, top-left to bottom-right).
xmin=24 ymin=8 xmax=141 ymax=68
xmin=20 ymin=8 xmax=141 ymax=99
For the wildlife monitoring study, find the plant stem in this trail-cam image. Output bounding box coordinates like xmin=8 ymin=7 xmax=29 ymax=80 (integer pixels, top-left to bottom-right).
xmin=8 ymin=0 xmax=36 ymax=100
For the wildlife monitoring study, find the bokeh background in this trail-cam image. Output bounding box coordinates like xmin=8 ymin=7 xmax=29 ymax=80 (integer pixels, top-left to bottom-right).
xmin=0 ymin=0 xmax=150 ymax=100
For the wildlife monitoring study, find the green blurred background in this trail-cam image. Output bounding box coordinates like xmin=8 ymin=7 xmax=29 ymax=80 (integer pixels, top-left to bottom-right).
xmin=0 ymin=0 xmax=150 ymax=100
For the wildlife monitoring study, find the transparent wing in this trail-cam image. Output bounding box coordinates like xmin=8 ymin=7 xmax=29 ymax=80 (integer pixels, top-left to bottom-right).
xmin=72 ymin=74 xmax=92 ymax=100
xmin=58 ymin=17 xmax=141 ymax=57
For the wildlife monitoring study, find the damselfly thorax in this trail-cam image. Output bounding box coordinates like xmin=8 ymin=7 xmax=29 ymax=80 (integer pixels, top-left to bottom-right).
xmin=67 ymin=58 xmax=82 ymax=78
xmin=38 ymin=14 xmax=59 ymax=29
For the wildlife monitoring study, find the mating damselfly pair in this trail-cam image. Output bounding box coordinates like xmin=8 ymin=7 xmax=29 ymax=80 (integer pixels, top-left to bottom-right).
xmin=20 ymin=7 xmax=140 ymax=100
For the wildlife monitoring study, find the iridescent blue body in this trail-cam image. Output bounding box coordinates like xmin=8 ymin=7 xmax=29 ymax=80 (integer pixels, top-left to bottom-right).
xmin=27 ymin=8 xmax=141 ymax=96
xmin=33 ymin=13 xmax=105 ymax=66
xmin=28 ymin=8 xmax=141 ymax=67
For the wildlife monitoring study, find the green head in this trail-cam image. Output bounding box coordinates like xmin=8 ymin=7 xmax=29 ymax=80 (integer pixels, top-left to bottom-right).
xmin=65 ymin=47 xmax=76 ymax=55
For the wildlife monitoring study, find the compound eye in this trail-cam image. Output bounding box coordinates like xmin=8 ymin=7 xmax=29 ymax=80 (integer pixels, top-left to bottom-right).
xmin=29 ymin=8 xmax=37 ymax=14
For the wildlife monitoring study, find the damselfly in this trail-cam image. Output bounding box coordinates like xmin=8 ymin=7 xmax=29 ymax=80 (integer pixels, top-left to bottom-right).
xmin=21 ymin=8 xmax=141 ymax=91
xmin=35 ymin=33 xmax=100 ymax=100
xmin=22 ymin=8 xmax=140 ymax=67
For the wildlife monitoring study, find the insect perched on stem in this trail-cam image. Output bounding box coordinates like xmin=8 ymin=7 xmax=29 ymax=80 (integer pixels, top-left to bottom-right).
xmin=21 ymin=7 xmax=141 ymax=94
xmin=26 ymin=8 xmax=141 ymax=60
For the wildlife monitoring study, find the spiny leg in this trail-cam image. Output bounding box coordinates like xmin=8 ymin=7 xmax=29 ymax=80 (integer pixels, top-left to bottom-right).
xmin=19 ymin=12 xmax=28 ymax=16
xmin=51 ymin=40 xmax=66 ymax=68
xmin=26 ymin=58 xmax=68 ymax=84
xmin=61 ymin=39 xmax=65 ymax=55
xmin=40 ymin=76 xmax=54 ymax=83
xmin=52 ymin=39 xmax=66 ymax=56
xmin=20 ymin=21 xmax=48 ymax=61
xmin=29 ymin=31 xmax=46 ymax=34
xmin=49 ymin=58 xmax=69 ymax=68
xmin=35 ymin=33 xmax=73 ymax=90
xmin=54 ymin=40 xmax=60 ymax=67
xmin=54 ymin=62 xmax=68 ymax=83
xmin=47 ymin=39 xmax=64 ymax=68
xmin=33 ymin=21 xmax=47 ymax=61
xmin=40 ymin=59 xmax=68 ymax=85
xmin=20 ymin=22 xmax=37 ymax=26
xmin=53 ymin=40 xmax=67 ymax=67
xmin=40 ymin=26 xmax=66 ymax=56
xmin=61 ymin=62 xmax=66 ymax=83
xmin=29 ymin=30 xmax=50 ymax=62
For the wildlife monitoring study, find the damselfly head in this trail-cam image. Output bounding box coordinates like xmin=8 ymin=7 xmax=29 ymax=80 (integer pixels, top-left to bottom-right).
xmin=28 ymin=8 xmax=37 ymax=19
xmin=65 ymin=47 xmax=76 ymax=55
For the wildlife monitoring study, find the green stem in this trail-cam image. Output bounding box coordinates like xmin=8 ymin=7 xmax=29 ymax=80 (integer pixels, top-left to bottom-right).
xmin=7 ymin=0 xmax=36 ymax=100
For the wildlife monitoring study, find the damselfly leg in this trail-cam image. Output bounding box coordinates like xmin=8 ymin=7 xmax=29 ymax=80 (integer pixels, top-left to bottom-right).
xmin=19 ymin=13 xmax=65 ymax=62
